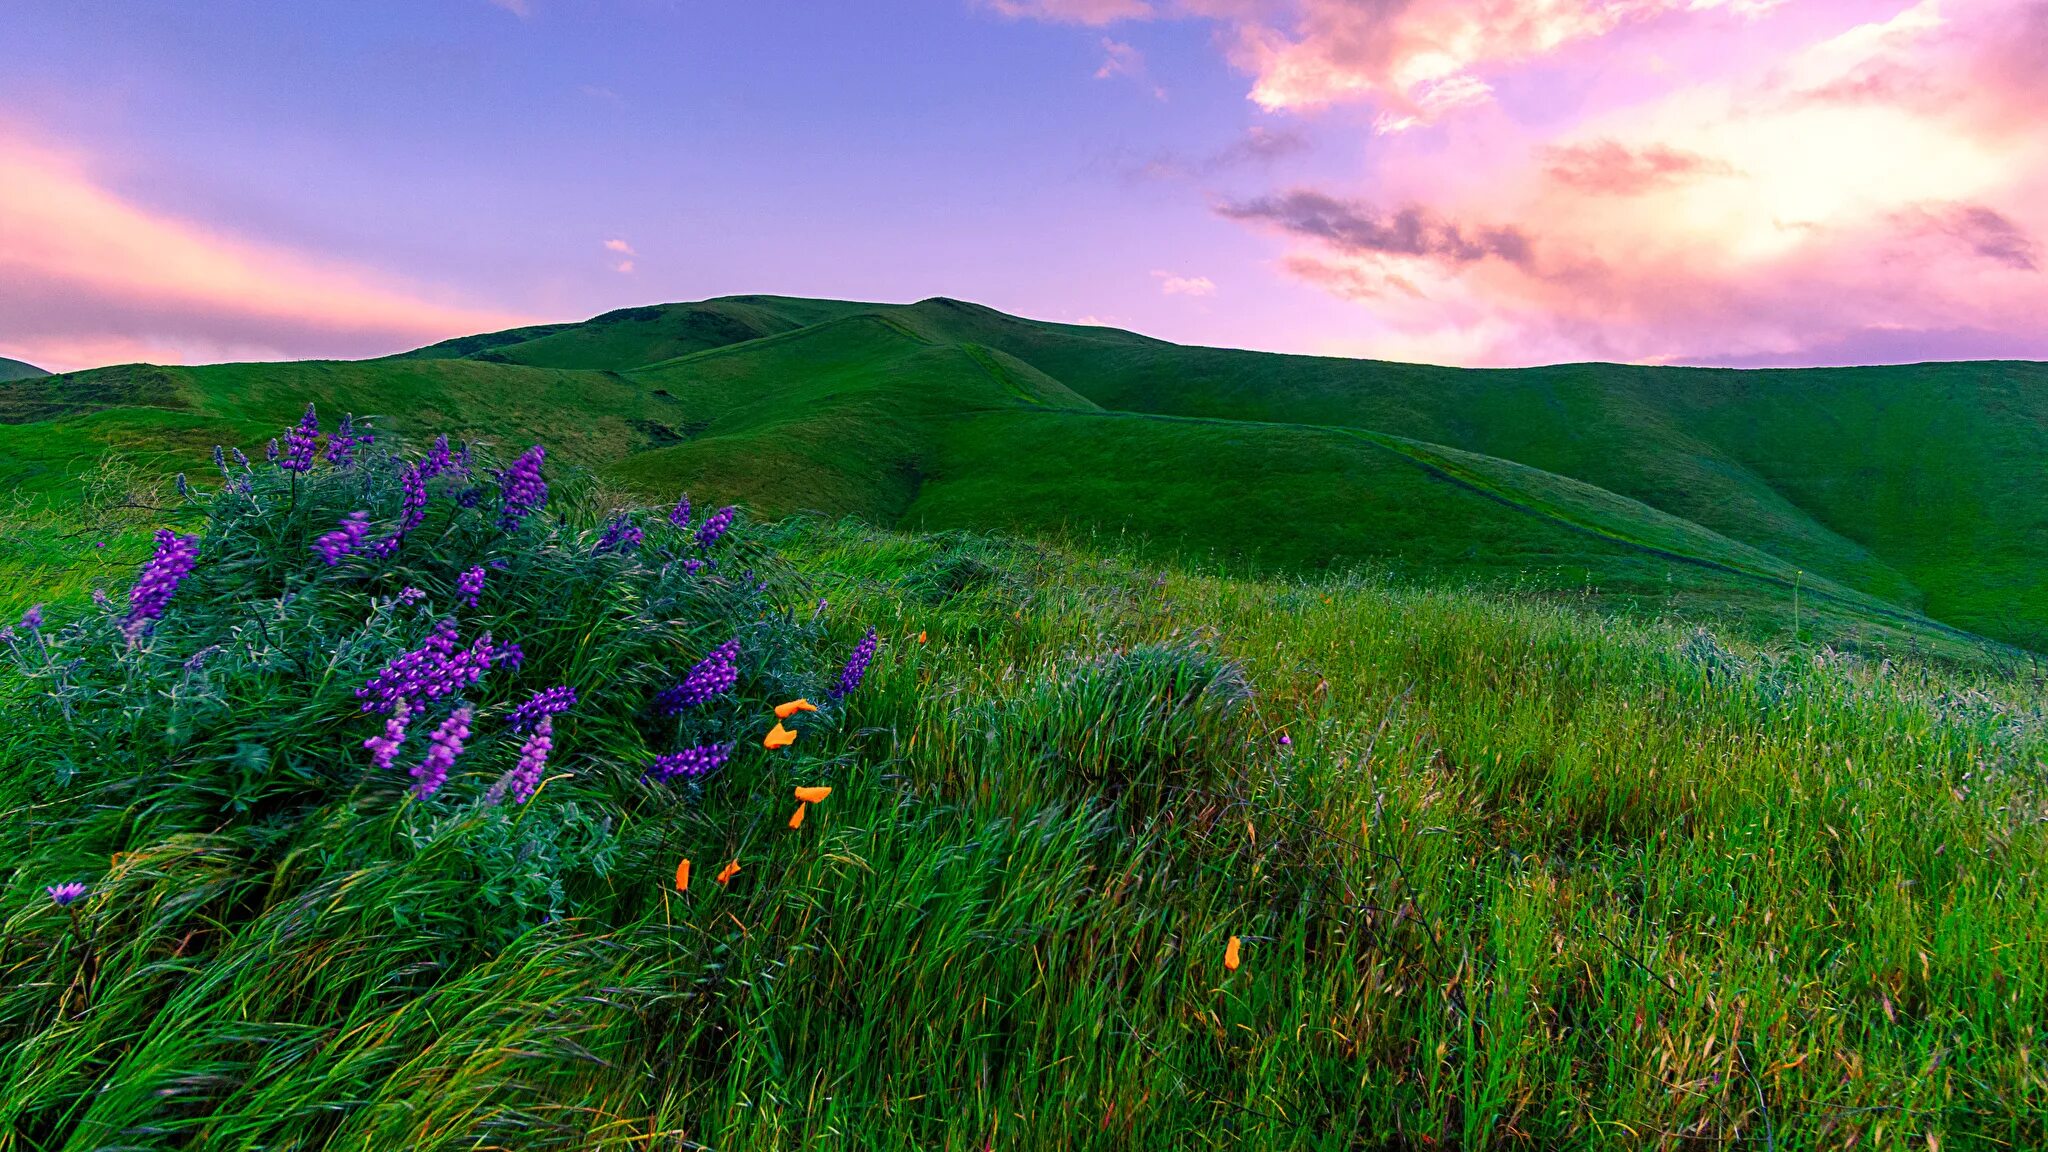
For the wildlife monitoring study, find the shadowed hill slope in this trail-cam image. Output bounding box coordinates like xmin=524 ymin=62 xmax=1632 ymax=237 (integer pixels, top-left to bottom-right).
xmin=0 ymin=356 xmax=47 ymax=382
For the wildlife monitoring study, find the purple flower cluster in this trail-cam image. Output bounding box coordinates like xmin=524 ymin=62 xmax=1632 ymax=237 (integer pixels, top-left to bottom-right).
xmin=421 ymin=434 xmax=456 ymax=479
xmin=19 ymin=604 xmax=42 ymax=631
xmin=497 ymin=445 xmax=548 ymax=530
xmin=829 ymin=627 xmax=878 ymax=699
xmin=47 ymin=882 xmax=88 ymax=907
xmin=488 ymin=715 xmax=554 ymax=805
xmin=326 ymin=413 xmax=372 ymax=467
xmin=396 ymin=586 xmax=427 ymax=607
xmin=646 ymin=742 xmax=733 ymax=783
xmin=595 ymin=515 xmax=643 ymax=555
xmin=411 ymin=707 xmax=472 ymax=798
xmin=364 ymin=697 xmax=412 ymax=769
xmin=694 ymin=505 xmax=736 ymax=550
xmin=232 ymin=447 xmax=251 ymax=470
xmin=266 ymin=438 xmax=280 ymax=463
xmin=653 ymin=639 xmax=740 ymax=712
xmin=506 ymin=685 xmax=576 ymax=734
xmin=279 ymin=404 xmax=321 ymax=473
xmin=125 ymin=529 xmax=201 ymax=639
xmin=495 ymin=642 xmax=525 ymax=670
xmin=313 ymin=511 xmax=371 ymax=565
xmin=355 ymin=619 xmax=499 ymax=714
xmin=457 ymin=565 xmax=486 ymax=607
xmin=668 ymin=493 xmax=691 ymax=530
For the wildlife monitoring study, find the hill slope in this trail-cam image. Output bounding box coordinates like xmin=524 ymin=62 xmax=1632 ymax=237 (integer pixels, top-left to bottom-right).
xmin=4 ymin=294 xmax=2042 ymax=657
xmin=0 ymin=356 xmax=48 ymax=382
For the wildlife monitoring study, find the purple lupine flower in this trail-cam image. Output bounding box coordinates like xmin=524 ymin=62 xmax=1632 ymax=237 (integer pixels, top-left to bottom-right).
xmin=455 ymin=486 xmax=483 ymax=509
xmin=279 ymin=404 xmax=321 ymax=473
xmin=356 ymin=619 xmax=496 ymax=713
xmin=369 ymin=463 xmax=430 ymax=560
xmin=694 ymin=505 xmax=736 ymax=550
xmin=496 ymin=445 xmax=548 ymax=530
xmin=312 ymin=511 xmax=372 ymax=566
xmin=457 ymin=565 xmax=486 ymax=607
xmin=828 ymin=627 xmax=879 ymax=699
xmin=494 ymin=641 xmax=524 ymax=671
xmin=175 ymin=472 xmax=189 ymax=497
xmin=682 ymin=559 xmax=704 ymax=575
xmin=396 ymin=586 xmax=427 ymax=606
xmin=1277 ymin=733 xmax=1292 ymax=747
xmin=91 ymin=589 xmax=109 ymax=607
xmin=213 ymin=445 xmax=227 ymax=474
xmin=668 ymin=493 xmax=692 ymax=530
xmin=325 ymin=413 xmax=372 ymax=466
xmin=595 ymin=515 xmax=643 ymax=555
xmin=646 ymin=742 xmax=733 ymax=783
xmin=125 ymin=529 xmax=201 ymax=639
xmin=411 ymin=707 xmax=472 ymax=798
xmin=421 ymin=434 xmax=454 ymax=480
xmin=19 ymin=604 xmax=43 ymax=631
xmin=266 ymin=438 xmax=280 ymax=463
xmin=46 ymin=882 xmax=88 ymax=907
xmin=488 ymin=715 xmax=554 ymax=805
xmin=653 ymin=639 xmax=740 ymax=712
xmin=232 ymin=447 xmax=251 ymax=470
xmin=506 ymin=685 xmax=576 ymax=734
xmin=364 ymin=697 xmax=412 ymax=769
xmin=182 ymin=644 xmax=222 ymax=671
xmin=0 ymin=626 xmax=13 ymax=644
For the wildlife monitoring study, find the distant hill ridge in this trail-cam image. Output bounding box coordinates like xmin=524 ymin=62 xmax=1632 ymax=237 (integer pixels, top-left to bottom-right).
xmin=0 ymin=356 xmax=48 ymax=383
xmin=6 ymin=293 xmax=2045 ymax=655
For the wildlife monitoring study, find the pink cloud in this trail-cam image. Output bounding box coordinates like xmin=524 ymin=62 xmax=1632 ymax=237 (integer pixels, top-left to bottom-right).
xmin=1152 ymin=270 xmax=1217 ymax=296
xmin=0 ymin=129 xmax=534 ymax=373
xmin=981 ymin=0 xmax=1155 ymax=24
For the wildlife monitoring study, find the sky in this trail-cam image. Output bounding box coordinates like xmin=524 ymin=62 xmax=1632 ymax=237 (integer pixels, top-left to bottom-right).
xmin=1 ymin=0 xmax=2043 ymax=372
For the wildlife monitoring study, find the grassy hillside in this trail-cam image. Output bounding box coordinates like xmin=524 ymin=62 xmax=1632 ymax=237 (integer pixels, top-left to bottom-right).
xmin=4 ymin=294 xmax=2042 ymax=659
xmin=0 ymin=356 xmax=47 ymax=383
xmin=2 ymin=435 xmax=2042 ymax=1148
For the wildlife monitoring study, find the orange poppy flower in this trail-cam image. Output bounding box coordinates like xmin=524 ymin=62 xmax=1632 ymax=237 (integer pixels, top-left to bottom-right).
xmin=794 ymin=786 xmax=831 ymax=803
xmin=775 ymin=698 xmax=819 ymax=719
xmin=789 ymin=802 xmax=808 ymax=830
xmin=1224 ymin=935 xmax=1242 ymax=971
xmin=917 ymin=631 xmax=928 ymax=644
xmin=763 ymin=722 xmax=798 ymax=749
xmin=716 ymin=859 xmax=741 ymax=886
xmin=675 ymin=859 xmax=691 ymax=891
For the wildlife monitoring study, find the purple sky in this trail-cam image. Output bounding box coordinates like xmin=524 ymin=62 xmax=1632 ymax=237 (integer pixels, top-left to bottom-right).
xmin=2 ymin=0 xmax=2043 ymax=372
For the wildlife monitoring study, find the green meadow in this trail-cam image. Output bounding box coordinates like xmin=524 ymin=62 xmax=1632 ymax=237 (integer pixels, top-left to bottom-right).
xmin=2 ymin=300 xmax=2045 ymax=1147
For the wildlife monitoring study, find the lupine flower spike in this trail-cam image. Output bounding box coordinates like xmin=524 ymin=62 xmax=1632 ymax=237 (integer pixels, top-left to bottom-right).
xmin=20 ymin=604 xmax=43 ymax=631
xmin=654 ymin=640 xmax=739 ymax=712
xmin=668 ymin=493 xmax=691 ymax=529
xmin=491 ymin=715 xmax=553 ymax=804
xmin=47 ymin=882 xmax=87 ymax=907
xmin=675 ymin=859 xmax=691 ymax=891
xmin=364 ymin=697 xmax=412 ymax=769
xmin=775 ymin=698 xmax=818 ymax=719
xmin=1224 ymin=935 xmax=1242 ymax=972
xmin=647 ymin=743 xmax=733 ymax=782
xmin=457 ymin=565 xmax=486 ymax=607
xmin=716 ymin=859 xmax=741 ymax=886
xmin=279 ymin=404 xmax=321 ymax=473
xmin=507 ymin=685 xmax=576 ymax=732
xmin=789 ymin=803 xmax=807 ymax=830
xmin=794 ymin=786 xmax=831 ymax=803
xmin=411 ymin=707 xmax=472 ymax=798
xmin=497 ymin=445 xmax=548 ymax=530
xmin=595 ymin=515 xmax=644 ymax=554
xmin=694 ymin=505 xmax=736 ymax=550
xmin=125 ymin=529 xmax=201 ymax=639
xmin=763 ymin=723 xmax=798 ymax=749
xmin=828 ymin=627 xmax=878 ymax=699
xmin=313 ymin=511 xmax=371 ymax=565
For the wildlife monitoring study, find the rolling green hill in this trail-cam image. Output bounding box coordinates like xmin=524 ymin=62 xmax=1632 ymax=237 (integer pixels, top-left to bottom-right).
xmin=0 ymin=356 xmax=47 ymax=382
xmin=4 ymin=294 xmax=2043 ymax=658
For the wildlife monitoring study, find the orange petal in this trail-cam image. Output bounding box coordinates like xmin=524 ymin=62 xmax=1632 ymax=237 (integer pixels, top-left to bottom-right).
xmin=763 ymin=722 xmax=798 ymax=749
xmin=917 ymin=631 xmax=927 ymax=644
xmin=675 ymin=859 xmax=691 ymax=891
xmin=794 ymin=786 xmax=831 ymax=803
xmin=775 ymin=698 xmax=818 ymax=719
xmin=716 ymin=859 xmax=741 ymax=886
xmin=789 ymin=802 xmax=808 ymax=830
xmin=1224 ymin=935 xmax=1241 ymax=971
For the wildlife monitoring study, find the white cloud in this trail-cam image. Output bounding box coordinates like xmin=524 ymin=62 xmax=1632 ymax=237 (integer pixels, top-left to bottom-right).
xmin=1152 ymin=270 xmax=1216 ymax=296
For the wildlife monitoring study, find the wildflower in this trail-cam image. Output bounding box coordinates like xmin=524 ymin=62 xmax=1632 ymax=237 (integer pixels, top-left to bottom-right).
xmin=266 ymin=438 xmax=280 ymax=462
xmin=19 ymin=604 xmax=43 ymax=631
xmin=396 ymin=586 xmax=427 ymax=606
xmin=647 ymin=742 xmax=733 ymax=782
xmin=694 ymin=505 xmax=736 ymax=550
xmin=595 ymin=514 xmax=644 ymax=555
xmin=763 ymin=722 xmax=798 ymax=749
xmin=175 ymin=472 xmax=188 ymax=496
xmin=668 ymin=493 xmax=691 ymax=530
xmin=455 ymin=486 xmax=483 ymax=509
xmin=371 ymin=463 xmax=430 ymax=558
xmin=774 ymin=698 xmax=818 ymax=719
xmin=364 ymin=697 xmax=412 ymax=769
xmin=675 ymin=859 xmax=691 ymax=891
xmin=716 ymin=859 xmax=740 ymax=886
xmin=182 ymin=644 xmax=223 ymax=671
xmin=457 ymin=565 xmax=486 ymax=607
xmin=421 ymin=434 xmax=454 ymax=480
xmin=506 ymin=685 xmax=576 ymax=733
xmin=496 ymin=444 xmax=548 ymax=530
xmin=788 ymin=802 xmax=807 ymax=830
xmin=232 ymin=447 xmax=251 ymax=470
xmin=494 ymin=642 xmax=525 ymax=670
xmin=213 ymin=444 xmax=226 ymax=474
xmin=793 ymin=786 xmax=830 ymax=803
xmin=653 ymin=639 xmax=740 ymax=712
xmin=490 ymin=714 xmax=553 ymax=804
xmin=91 ymin=589 xmax=109 ymax=606
xmin=312 ymin=511 xmax=371 ymax=565
xmin=326 ymin=413 xmax=371 ymax=466
xmin=828 ymin=627 xmax=878 ymax=699
xmin=682 ymin=559 xmax=704 ymax=575
xmin=411 ymin=707 xmax=472 ymax=798
xmin=125 ymin=529 xmax=201 ymax=639
xmin=279 ymin=404 xmax=321 ymax=473
xmin=46 ymin=882 xmax=88 ymax=907
xmin=1224 ymin=935 xmax=1241 ymax=971
xmin=1277 ymin=733 xmax=1292 ymax=747
xmin=356 ymin=619 xmax=496 ymax=713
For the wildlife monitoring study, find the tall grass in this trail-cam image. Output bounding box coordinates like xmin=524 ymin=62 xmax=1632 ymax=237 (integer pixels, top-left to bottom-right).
xmin=2 ymin=418 xmax=2043 ymax=1149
